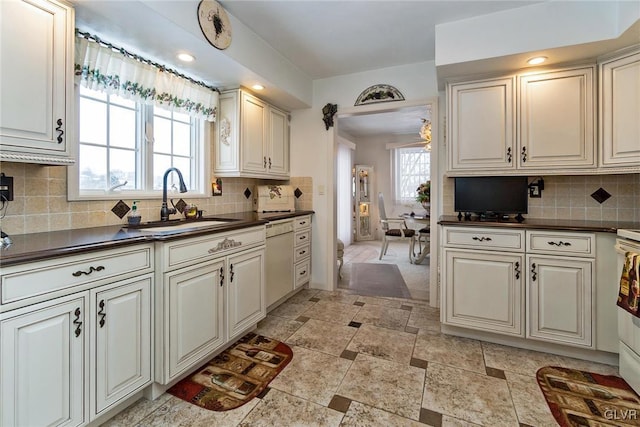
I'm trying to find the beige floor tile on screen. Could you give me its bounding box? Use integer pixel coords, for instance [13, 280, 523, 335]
[407, 305, 441, 330]
[441, 415, 483, 426]
[269, 345, 352, 406]
[482, 342, 563, 376]
[285, 288, 321, 304]
[100, 394, 172, 427]
[255, 315, 304, 341]
[314, 289, 360, 304]
[340, 401, 425, 427]
[286, 318, 358, 356]
[337, 354, 425, 420]
[423, 363, 519, 426]
[303, 299, 362, 325]
[413, 331, 485, 374]
[269, 300, 315, 320]
[356, 295, 404, 308]
[552, 354, 619, 376]
[352, 304, 411, 331]
[238, 389, 344, 427]
[346, 324, 416, 364]
[505, 371, 557, 427]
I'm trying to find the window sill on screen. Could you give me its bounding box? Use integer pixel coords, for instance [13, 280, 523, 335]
[68, 190, 209, 202]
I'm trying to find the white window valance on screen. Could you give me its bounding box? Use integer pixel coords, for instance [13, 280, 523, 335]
[74, 34, 218, 122]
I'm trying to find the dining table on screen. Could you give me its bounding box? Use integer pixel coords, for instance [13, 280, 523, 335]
[402, 213, 431, 264]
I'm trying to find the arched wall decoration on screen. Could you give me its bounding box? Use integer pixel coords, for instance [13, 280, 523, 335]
[354, 84, 405, 106]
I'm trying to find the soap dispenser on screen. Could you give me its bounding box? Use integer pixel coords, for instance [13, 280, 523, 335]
[128, 201, 141, 225]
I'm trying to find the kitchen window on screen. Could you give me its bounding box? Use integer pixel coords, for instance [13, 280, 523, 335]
[393, 146, 431, 203]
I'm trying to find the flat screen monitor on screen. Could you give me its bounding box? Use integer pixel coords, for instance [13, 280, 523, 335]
[454, 176, 528, 216]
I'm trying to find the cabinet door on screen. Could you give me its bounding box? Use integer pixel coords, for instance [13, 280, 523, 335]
[448, 77, 516, 171]
[215, 91, 240, 172]
[240, 92, 268, 173]
[93, 277, 152, 415]
[227, 247, 266, 341]
[1, 295, 86, 427]
[0, 0, 72, 156]
[600, 49, 640, 168]
[527, 255, 593, 347]
[167, 260, 225, 380]
[518, 67, 595, 169]
[443, 249, 524, 336]
[267, 106, 289, 176]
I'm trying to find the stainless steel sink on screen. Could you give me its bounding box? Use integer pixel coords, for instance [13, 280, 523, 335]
[126, 218, 239, 235]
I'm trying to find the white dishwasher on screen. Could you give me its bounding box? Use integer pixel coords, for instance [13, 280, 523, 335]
[266, 219, 294, 308]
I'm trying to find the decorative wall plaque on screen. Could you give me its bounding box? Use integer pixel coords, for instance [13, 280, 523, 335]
[198, 0, 232, 50]
[354, 84, 405, 106]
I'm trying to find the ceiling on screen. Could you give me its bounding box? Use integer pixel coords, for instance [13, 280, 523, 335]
[338, 105, 432, 141]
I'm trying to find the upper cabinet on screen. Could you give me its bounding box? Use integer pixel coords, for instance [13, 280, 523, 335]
[599, 46, 640, 169]
[447, 60, 639, 175]
[214, 89, 290, 179]
[0, 0, 75, 165]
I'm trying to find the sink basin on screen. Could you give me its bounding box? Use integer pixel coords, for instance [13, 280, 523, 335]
[126, 219, 238, 235]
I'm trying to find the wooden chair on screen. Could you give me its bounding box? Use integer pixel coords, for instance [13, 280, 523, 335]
[377, 192, 416, 263]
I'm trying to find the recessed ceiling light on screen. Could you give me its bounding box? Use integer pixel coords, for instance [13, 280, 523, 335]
[252, 84, 265, 90]
[177, 53, 195, 62]
[527, 56, 547, 65]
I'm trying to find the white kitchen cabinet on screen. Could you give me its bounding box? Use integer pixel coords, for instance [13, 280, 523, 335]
[527, 255, 593, 347]
[226, 247, 265, 341]
[518, 67, 595, 169]
[599, 46, 640, 169]
[1, 294, 87, 427]
[447, 77, 516, 171]
[0, 0, 75, 165]
[215, 88, 290, 179]
[92, 277, 152, 415]
[0, 243, 155, 427]
[443, 248, 524, 336]
[293, 215, 312, 289]
[166, 260, 225, 381]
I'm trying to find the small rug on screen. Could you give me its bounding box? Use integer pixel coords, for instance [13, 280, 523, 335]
[348, 263, 412, 298]
[536, 366, 640, 426]
[168, 332, 293, 411]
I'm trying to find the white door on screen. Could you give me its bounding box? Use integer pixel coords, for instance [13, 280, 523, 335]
[448, 77, 516, 171]
[527, 255, 593, 347]
[443, 249, 524, 336]
[167, 260, 225, 381]
[0, 0, 70, 153]
[1, 295, 86, 427]
[267, 106, 289, 176]
[599, 49, 640, 168]
[227, 247, 266, 341]
[240, 92, 267, 173]
[93, 277, 152, 415]
[518, 67, 595, 169]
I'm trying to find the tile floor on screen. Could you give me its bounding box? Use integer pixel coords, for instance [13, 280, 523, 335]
[104, 286, 619, 427]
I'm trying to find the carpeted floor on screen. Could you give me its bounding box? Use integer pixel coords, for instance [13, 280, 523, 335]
[347, 263, 412, 298]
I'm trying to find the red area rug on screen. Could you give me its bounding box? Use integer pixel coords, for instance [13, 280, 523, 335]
[168, 332, 293, 411]
[536, 366, 640, 426]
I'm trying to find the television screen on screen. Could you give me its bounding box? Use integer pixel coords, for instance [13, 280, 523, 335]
[454, 176, 528, 215]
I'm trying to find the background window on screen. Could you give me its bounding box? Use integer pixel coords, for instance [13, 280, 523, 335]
[394, 147, 431, 203]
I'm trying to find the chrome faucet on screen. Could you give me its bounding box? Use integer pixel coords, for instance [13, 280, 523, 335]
[160, 167, 188, 221]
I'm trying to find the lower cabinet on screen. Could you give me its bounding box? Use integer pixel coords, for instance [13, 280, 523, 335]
[226, 247, 265, 341]
[526, 255, 593, 347]
[443, 248, 524, 336]
[0, 274, 153, 427]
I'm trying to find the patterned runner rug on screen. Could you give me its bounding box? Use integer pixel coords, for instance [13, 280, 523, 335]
[536, 366, 640, 426]
[168, 332, 293, 411]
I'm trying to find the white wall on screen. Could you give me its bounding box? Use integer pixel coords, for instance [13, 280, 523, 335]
[289, 61, 438, 290]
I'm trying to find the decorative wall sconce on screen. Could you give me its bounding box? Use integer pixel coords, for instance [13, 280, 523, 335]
[322, 103, 338, 130]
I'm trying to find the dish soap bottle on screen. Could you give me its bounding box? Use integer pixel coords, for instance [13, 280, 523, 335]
[128, 201, 141, 225]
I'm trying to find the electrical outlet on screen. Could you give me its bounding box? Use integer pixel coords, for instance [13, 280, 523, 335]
[0, 173, 13, 201]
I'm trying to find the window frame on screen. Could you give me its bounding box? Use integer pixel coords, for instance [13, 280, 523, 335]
[391, 144, 431, 204]
[68, 85, 211, 201]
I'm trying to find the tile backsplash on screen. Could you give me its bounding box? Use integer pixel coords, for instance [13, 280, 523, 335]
[442, 174, 640, 222]
[0, 161, 313, 235]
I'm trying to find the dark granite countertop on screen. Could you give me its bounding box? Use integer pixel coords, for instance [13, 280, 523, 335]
[438, 215, 640, 233]
[0, 210, 314, 267]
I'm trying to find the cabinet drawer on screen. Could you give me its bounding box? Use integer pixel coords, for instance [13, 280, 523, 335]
[294, 230, 311, 247]
[1, 245, 153, 305]
[294, 259, 311, 288]
[162, 226, 266, 270]
[294, 244, 311, 263]
[293, 215, 312, 230]
[443, 227, 525, 251]
[526, 231, 595, 257]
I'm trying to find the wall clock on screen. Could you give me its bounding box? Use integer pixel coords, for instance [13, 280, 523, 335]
[198, 0, 232, 50]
